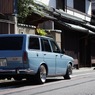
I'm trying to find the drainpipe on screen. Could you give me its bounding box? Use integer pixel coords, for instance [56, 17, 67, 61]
[11, 15, 18, 34]
[65, 0, 67, 12]
[8, 23, 10, 34]
[14, 15, 18, 34]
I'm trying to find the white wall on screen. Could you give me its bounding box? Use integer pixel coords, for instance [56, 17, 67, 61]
[49, 0, 56, 8]
[36, 0, 91, 22]
[92, 0, 95, 10]
[67, 0, 73, 8]
[36, 0, 56, 8]
[86, 0, 91, 15]
[36, 0, 49, 5]
[66, 0, 91, 21]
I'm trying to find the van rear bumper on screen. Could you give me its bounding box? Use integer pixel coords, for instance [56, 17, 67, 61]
[0, 69, 35, 75]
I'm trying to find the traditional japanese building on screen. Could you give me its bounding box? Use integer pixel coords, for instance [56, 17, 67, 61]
[0, 0, 95, 68]
[31, 0, 95, 68]
[0, 0, 17, 34]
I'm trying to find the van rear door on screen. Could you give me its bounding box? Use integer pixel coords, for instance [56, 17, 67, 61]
[0, 35, 27, 69]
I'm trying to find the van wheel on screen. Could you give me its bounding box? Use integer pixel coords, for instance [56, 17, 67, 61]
[36, 65, 47, 84]
[67, 64, 72, 75]
[64, 64, 71, 79]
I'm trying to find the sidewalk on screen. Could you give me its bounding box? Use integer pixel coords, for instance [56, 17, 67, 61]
[73, 67, 95, 73]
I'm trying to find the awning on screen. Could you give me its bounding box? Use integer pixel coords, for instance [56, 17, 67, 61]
[56, 20, 95, 35]
[55, 20, 88, 33]
[0, 13, 8, 19]
[25, 6, 57, 26]
[66, 23, 88, 31]
[53, 9, 85, 24]
[25, 12, 57, 26]
[26, 2, 95, 33]
[81, 23, 95, 32]
[53, 9, 95, 32]
[67, 23, 95, 35]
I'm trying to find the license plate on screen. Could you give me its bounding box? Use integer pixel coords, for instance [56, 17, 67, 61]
[0, 58, 7, 66]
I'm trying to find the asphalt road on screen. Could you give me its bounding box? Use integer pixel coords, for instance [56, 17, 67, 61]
[0, 68, 95, 95]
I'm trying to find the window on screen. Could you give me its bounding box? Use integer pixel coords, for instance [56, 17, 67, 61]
[41, 39, 51, 52]
[74, 0, 85, 13]
[56, 0, 65, 10]
[0, 37, 23, 50]
[29, 37, 40, 50]
[50, 40, 61, 53]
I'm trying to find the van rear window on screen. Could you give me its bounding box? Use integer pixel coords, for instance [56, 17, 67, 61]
[0, 37, 23, 50]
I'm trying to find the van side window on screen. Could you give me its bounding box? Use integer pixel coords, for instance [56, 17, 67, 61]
[50, 40, 61, 53]
[29, 37, 40, 50]
[41, 39, 51, 52]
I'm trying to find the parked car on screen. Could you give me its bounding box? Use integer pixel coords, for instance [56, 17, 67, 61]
[0, 34, 74, 84]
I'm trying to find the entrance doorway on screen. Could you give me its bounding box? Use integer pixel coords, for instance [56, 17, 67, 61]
[79, 37, 91, 67]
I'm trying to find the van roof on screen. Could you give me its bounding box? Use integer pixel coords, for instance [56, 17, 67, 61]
[0, 34, 53, 39]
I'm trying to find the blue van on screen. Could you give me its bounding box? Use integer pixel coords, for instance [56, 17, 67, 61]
[0, 34, 74, 84]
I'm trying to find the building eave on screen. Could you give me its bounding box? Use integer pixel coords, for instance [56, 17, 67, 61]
[25, 2, 95, 34]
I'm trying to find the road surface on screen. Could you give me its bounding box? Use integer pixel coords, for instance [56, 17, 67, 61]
[0, 68, 95, 95]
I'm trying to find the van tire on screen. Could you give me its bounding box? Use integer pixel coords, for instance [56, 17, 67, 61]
[36, 65, 47, 84]
[67, 64, 72, 75]
[64, 65, 71, 79]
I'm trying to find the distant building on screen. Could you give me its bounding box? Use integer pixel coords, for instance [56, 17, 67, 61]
[35, 0, 95, 68]
[91, 0, 95, 25]
[0, 0, 95, 68]
[0, 0, 17, 34]
[92, 0, 95, 11]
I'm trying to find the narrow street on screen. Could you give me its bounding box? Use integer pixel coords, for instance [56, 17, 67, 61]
[0, 68, 95, 95]
[0, 0, 95, 95]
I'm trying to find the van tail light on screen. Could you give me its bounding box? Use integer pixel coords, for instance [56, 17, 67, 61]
[23, 52, 28, 64]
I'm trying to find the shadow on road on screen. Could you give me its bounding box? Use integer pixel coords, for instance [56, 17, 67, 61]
[0, 78, 64, 88]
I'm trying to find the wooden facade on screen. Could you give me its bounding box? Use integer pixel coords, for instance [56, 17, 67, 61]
[91, 38, 95, 66]
[63, 31, 92, 68]
[0, 0, 15, 34]
[54, 22, 95, 68]
[0, 0, 95, 68]
[0, 0, 14, 14]
[0, 20, 15, 34]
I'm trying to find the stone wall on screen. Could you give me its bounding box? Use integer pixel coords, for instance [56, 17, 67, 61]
[18, 24, 61, 48]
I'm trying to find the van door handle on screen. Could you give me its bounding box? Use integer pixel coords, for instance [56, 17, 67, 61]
[44, 54, 46, 56]
[36, 53, 38, 57]
[60, 55, 63, 57]
[56, 55, 58, 57]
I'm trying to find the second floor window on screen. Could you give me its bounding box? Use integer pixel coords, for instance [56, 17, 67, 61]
[56, 0, 65, 10]
[74, 0, 85, 13]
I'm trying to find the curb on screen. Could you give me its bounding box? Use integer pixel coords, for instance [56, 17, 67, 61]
[73, 67, 95, 73]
